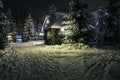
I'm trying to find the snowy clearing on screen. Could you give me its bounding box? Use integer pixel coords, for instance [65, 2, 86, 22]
[0, 42, 120, 80]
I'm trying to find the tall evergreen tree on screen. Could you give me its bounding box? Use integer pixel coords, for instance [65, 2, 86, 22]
[106, 0, 120, 43]
[0, 0, 9, 49]
[63, 0, 93, 45]
[23, 13, 34, 42]
[49, 4, 57, 23]
[95, 7, 109, 45]
[6, 9, 16, 42]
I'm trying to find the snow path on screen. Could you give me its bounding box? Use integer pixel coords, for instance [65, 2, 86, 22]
[0, 43, 120, 80]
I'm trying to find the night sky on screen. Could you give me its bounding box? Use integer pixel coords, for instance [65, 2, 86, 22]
[3, 0, 107, 18]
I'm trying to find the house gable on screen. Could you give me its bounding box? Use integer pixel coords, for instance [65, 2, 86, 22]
[41, 12, 66, 31]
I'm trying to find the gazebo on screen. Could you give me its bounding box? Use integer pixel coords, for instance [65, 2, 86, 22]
[44, 17, 63, 45]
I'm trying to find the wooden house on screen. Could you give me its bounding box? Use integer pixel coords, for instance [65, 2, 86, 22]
[41, 12, 66, 45]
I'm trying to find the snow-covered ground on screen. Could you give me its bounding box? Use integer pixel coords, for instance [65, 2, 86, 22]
[0, 43, 120, 80]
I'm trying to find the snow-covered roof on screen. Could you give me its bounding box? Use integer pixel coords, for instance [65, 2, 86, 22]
[41, 12, 66, 31]
[55, 12, 66, 16]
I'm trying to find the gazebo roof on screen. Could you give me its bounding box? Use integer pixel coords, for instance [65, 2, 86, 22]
[44, 12, 66, 30]
[44, 17, 63, 30]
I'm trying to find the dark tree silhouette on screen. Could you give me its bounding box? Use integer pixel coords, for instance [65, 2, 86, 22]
[49, 4, 57, 23]
[106, 0, 120, 43]
[95, 7, 109, 45]
[0, 0, 9, 49]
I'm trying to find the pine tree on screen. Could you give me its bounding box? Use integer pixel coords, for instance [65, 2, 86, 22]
[0, 0, 9, 49]
[106, 0, 120, 43]
[6, 9, 16, 42]
[23, 13, 34, 42]
[95, 7, 109, 45]
[63, 0, 93, 45]
[49, 4, 57, 23]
